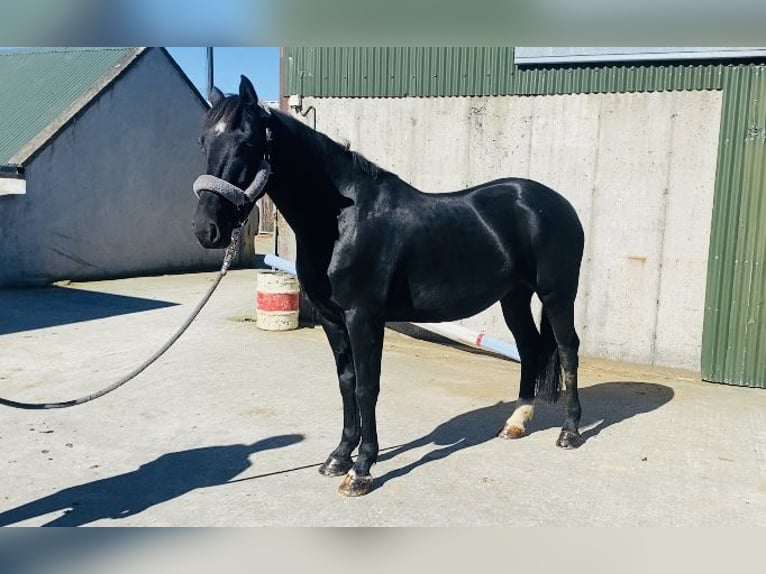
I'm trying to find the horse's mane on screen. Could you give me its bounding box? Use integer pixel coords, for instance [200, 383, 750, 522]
[350, 147, 384, 179]
[271, 108, 386, 182]
[204, 95, 244, 130]
[206, 95, 387, 182]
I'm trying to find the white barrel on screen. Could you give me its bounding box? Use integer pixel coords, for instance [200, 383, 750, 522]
[255, 271, 300, 331]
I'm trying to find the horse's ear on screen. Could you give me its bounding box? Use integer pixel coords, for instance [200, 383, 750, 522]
[209, 86, 225, 107]
[239, 75, 259, 107]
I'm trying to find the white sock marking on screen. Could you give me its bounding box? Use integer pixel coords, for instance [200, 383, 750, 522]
[505, 401, 535, 431]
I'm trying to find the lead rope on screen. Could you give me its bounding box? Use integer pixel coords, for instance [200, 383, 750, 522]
[0, 227, 242, 410]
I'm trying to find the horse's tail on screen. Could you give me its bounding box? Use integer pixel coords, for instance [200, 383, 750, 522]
[535, 307, 562, 403]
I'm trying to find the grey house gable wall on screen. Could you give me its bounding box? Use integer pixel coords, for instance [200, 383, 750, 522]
[0, 48, 225, 286]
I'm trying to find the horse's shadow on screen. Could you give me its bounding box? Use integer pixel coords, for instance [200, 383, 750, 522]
[0, 434, 303, 527]
[0, 383, 674, 524]
[376, 381, 674, 488]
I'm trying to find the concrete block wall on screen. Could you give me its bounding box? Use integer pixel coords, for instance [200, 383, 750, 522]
[279, 91, 722, 371]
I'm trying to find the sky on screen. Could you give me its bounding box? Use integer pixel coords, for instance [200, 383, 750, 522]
[0, 46, 281, 102]
[165, 47, 281, 102]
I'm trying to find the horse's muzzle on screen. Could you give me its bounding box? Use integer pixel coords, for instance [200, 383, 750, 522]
[194, 222, 226, 249]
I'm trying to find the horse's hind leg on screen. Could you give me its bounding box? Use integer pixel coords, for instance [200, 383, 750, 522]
[540, 295, 582, 449]
[498, 287, 540, 439]
[317, 313, 359, 477]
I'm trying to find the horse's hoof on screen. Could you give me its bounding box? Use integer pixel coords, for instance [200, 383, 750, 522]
[556, 430, 582, 449]
[498, 423, 525, 439]
[319, 457, 353, 477]
[338, 472, 374, 497]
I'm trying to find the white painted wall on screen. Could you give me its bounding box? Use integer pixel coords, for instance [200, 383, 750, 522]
[280, 91, 722, 371]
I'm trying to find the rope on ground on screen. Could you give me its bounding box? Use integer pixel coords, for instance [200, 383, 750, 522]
[0, 229, 242, 410]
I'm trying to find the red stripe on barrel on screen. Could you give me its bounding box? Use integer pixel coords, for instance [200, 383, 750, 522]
[257, 292, 299, 312]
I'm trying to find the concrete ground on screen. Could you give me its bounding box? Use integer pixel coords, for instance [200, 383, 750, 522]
[0, 269, 764, 526]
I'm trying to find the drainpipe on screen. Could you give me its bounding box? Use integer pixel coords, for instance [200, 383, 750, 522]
[206, 47, 214, 98]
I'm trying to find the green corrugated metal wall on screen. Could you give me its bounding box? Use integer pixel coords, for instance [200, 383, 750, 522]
[284, 48, 766, 388]
[702, 66, 766, 388]
[284, 47, 726, 97]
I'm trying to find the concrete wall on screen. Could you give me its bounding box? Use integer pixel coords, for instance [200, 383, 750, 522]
[279, 91, 722, 370]
[0, 48, 254, 287]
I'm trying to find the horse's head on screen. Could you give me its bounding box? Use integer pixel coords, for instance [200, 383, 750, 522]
[193, 75, 272, 249]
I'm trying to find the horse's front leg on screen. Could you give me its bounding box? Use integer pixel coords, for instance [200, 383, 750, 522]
[317, 313, 359, 477]
[337, 307, 384, 497]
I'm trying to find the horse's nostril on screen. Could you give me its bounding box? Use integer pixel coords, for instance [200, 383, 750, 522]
[208, 224, 220, 244]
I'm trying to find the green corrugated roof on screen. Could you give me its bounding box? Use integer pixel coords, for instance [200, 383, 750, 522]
[0, 47, 140, 164]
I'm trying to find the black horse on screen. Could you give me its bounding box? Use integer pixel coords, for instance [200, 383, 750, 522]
[193, 76, 585, 497]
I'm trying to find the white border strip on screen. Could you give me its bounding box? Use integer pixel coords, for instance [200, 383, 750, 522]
[0, 178, 26, 196]
[515, 47, 766, 65]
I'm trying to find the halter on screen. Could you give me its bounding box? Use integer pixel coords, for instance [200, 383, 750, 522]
[192, 125, 273, 213]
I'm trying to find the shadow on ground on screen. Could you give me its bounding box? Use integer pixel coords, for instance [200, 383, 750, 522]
[386, 322, 517, 360]
[0, 286, 178, 336]
[375, 381, 674, 489]
[0, 383, 674, 523]
[0, 434, 303, 527]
